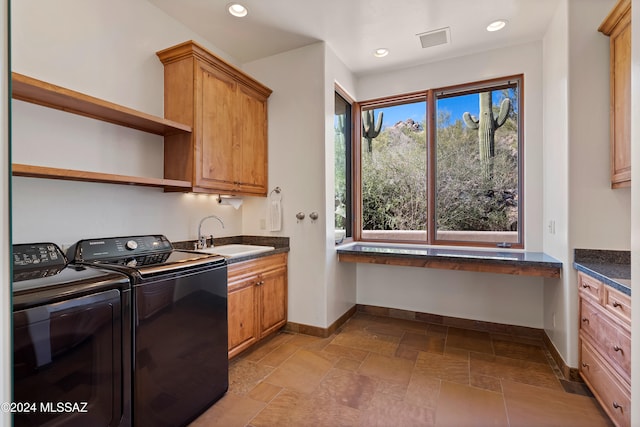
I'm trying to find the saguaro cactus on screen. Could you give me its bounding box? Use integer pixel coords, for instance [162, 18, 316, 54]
[463, 92, 511, 181]
[362, 110, 383, 153]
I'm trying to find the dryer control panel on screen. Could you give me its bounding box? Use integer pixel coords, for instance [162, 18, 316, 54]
[13, 243, 66, 270]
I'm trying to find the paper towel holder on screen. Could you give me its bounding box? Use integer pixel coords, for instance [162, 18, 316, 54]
[217, 194, 243, 209]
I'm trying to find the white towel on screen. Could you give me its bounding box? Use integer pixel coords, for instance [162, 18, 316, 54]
[269, 198, 282, 231]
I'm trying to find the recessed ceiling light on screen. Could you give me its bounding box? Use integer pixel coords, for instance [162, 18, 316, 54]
[228, 3, 248, 17]
[374, 48, 389, 58]
[486, 20, 507, 32]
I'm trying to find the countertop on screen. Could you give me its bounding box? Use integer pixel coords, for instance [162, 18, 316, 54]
[573, 249, 630, 296]
[173, 235, 289, 264]
[337, 243, 562, 278]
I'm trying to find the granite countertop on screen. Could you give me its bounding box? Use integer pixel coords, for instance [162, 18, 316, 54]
[573, 249, 630, 296]
[172, 235, 289, 264]
[337, 243, 563, 277]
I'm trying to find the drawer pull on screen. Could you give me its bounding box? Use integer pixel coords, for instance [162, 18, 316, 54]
[613, 345, 622, 352]
[581, 317, 589, 323]
[582, 284, 591, 289]
[612, 301, 622, 308]
[581, 362, 589, 369]
[613, 402, 623, 411]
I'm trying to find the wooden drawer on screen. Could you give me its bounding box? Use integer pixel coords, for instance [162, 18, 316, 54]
[580, 339, 630, 427]
[228, 252, 287, 284]
[604, 286, 631, 327]
[579, 299, 631, 382]
[578, 272, 603, 303]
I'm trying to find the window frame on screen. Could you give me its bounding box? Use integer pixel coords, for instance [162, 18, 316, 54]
[353, 74, 524, 249]
[335, 85, 356, 241]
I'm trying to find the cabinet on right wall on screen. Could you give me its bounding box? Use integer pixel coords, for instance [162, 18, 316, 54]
[599, 0, 631, 188]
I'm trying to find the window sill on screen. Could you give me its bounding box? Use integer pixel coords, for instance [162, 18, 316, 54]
[336, 243, 562, 278]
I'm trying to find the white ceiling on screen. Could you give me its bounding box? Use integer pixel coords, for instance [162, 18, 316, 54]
[148, 0, 562, 76]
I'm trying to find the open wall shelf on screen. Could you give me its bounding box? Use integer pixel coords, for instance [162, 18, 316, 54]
[11, 72, 192, 189]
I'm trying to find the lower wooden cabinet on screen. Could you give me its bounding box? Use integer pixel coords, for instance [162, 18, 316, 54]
[578, 272, 631, 427]
[227, 253, 287, 358]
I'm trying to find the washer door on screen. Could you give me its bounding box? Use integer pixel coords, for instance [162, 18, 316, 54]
[13, 289, 126, 427]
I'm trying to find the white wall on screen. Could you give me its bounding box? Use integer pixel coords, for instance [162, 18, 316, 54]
[2, 0, 11, 422]
[542, 0, 572, 368]
[11, 0, 247, 247]
[354, 42, 546, 328]
[242, 44, 330, 327]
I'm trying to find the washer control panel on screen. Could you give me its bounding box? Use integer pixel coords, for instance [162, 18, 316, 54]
[70, 235, 173, 262]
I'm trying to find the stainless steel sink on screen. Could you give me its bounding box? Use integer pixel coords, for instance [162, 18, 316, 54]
[197, 244, 275, 258]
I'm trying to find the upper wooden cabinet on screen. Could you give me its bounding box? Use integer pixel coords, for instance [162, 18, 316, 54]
[599, 0, 631, 189]
[157, 41, 272, 195]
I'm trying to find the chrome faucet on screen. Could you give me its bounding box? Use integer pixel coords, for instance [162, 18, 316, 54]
[197, 215, 225, 249]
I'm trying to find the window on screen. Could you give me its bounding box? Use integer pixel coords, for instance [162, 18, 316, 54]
[354, 76, 523, 248]
[335, 90, 353, 240]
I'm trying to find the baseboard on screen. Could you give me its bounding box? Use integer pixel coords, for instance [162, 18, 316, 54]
[543, 331, 581, 381]
[284, 304, 357, 338]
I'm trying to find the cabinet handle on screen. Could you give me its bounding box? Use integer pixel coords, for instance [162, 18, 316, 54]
[581, 317, 589, 323]
[581, 362, 589, 369]
[613, 402, 623, 411]
[612, 301, 622, 308]
[582, 284, 591, 289]
[255, 280, 264, 286]
[613, 345, 622, 352]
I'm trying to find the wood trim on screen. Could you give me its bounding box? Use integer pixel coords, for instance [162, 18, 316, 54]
[156, 40, 272, 98]
[598, 0, 631, 35]
[338, 252, 561, 278]
[12, 164, 192, 190]
[11, 72, 191, 135]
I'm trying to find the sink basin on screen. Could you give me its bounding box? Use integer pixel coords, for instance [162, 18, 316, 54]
[197, 244, 275, 258]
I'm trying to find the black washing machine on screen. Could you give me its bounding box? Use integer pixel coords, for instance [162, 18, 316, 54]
[12, 242, 132, 427]
[68, 235, 228, 427]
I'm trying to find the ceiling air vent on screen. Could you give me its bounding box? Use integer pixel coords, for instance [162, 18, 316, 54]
[417, 27, 450, 49]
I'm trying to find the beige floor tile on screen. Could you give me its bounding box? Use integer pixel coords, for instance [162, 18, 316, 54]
[249, 389, 360, 427]
[263, 349, 334, 394]
[358, 352, 415, 386]
[331, 328, 400, 356]
[247, 381, 282, 403]
[434, 381, 509, 427]
[492, 337, 548, 364]
[415, 351, 470, 385]
[189, 393, 265, 427]
[242, 332, 294, 363]
[399, 331, 446, 354]
[446, 327, 494, 354]
[470, 352, 563, 391]
[361, 393, 436, 427]
[315, 368, 378, 410]
[404, 371, 441, 409]
[228, 359, 275, 395]
[335, 357, 363, 371]
[257, 343, 298, 367]
[322, 343, 369, 361]
[502, 380, 614, 427]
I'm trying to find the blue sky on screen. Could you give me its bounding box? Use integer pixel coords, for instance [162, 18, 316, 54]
[373, 90, 514, 129]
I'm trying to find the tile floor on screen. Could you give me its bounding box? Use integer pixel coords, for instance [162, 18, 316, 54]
[190, 313, 613, 427]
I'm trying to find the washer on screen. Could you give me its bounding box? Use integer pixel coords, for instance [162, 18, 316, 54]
[12, 242, 131, 427]
[68, 235, 228, 427]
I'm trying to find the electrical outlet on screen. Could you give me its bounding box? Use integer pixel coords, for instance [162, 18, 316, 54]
[547, 220, 556, 235]
[552, 313, 556, 328]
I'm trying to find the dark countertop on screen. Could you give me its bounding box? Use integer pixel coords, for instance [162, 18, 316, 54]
[337, 243, 562, 277]
[173, 235, 289, 264]
[573, 249, 630, 296]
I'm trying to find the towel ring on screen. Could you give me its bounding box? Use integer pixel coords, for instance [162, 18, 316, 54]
[269, 187, 281, 196]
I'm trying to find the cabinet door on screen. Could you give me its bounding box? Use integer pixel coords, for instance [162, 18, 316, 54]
[197, 63, 237, 192]
[236, 86, 268, 195]
[609, 9, 631, 187]
[258, 266, 287, 338]
[228, 280, 258, 358]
